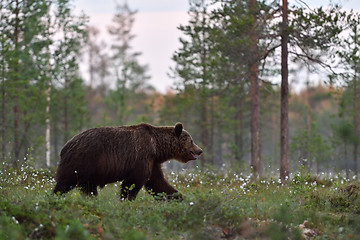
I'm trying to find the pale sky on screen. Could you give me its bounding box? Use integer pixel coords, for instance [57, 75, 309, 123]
[74, 0, 360, 93]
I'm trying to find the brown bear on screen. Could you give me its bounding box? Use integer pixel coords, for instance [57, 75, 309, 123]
[53, 122, 202, 200]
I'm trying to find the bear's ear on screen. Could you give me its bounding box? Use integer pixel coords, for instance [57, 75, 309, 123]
[174, 122, 183, 138]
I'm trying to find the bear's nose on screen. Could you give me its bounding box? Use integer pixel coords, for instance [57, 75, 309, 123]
[198, 149, 203, 156]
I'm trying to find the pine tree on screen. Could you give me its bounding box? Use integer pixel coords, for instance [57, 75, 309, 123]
[0, 0, 51, 166]
[108, 0, 150, 124]
[171, 0, 217, 167]
[336, 12, 360, 175]
[53, 0, 88, 143]
[280, 0, 289, 181]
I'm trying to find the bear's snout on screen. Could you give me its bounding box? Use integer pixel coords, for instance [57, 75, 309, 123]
[196, 148, 203, 156]
[190, 145, 203, 160]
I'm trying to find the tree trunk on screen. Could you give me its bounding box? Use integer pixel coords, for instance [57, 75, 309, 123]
[272, 111, 278, 167]
[209, 91, 214, 164]
[249, 0, 261, 177]
[45, 1, 51, 167]
[200, 45, 208, 167]
[250, 62, 261, 176]
[64, 77, 69, 142]
[316, 153, 320, 175]
[280, 0, 289, 181]
[353, 68, 358, 175]
[1, 36, 6, 163]
[345, 143, 349, 179]
[117, 68, 126, 125]
[13, 0, 20, 167]
[45, 86, 51, 167]
[200, 15, 209, 168]
[53, 123, 58, 166]
[201, 99, 208, 167]
[304, 79, 311, 171]
[234, 98, 243, 162]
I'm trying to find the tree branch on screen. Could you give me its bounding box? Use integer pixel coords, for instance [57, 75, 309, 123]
[289, 50, 337, 75]
[259, 43, 281, 72]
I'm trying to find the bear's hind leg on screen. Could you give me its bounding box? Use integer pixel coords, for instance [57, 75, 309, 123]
[79, 182, 98, 196]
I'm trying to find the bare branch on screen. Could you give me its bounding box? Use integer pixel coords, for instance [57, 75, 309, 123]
[289, 50, 337, 75]
[260, 43, 281, 61]
[294, 0, 313, 12]
[259, 43, 281, 72]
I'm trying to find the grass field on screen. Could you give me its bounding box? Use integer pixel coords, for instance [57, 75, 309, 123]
[1, 164, 360, 239]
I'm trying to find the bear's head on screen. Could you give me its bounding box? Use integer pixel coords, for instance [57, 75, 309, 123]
[174, 122, 203, 163]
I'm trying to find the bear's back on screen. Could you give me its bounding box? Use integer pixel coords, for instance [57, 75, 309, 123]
[60, 124, 156, 164]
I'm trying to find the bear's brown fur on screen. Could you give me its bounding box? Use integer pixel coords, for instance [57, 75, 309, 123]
[53, 123, 202, 200]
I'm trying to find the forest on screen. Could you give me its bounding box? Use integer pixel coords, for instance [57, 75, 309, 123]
[1, 0, 359, 178]
[1, 0, 360, 239]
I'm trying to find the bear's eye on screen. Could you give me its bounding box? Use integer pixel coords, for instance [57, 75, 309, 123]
[191, 140, 193, 144]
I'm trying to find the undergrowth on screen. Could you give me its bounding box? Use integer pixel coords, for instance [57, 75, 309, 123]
[0, 164, 360, 239]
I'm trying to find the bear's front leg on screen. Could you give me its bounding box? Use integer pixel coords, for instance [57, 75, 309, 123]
[120, 168, 151, 201]
[120, 178, 143, 201]
[79, 182, 98, 196]
[145, 163, 183, 201]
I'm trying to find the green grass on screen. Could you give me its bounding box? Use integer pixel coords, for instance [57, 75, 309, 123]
[1, 165, 360, 239]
